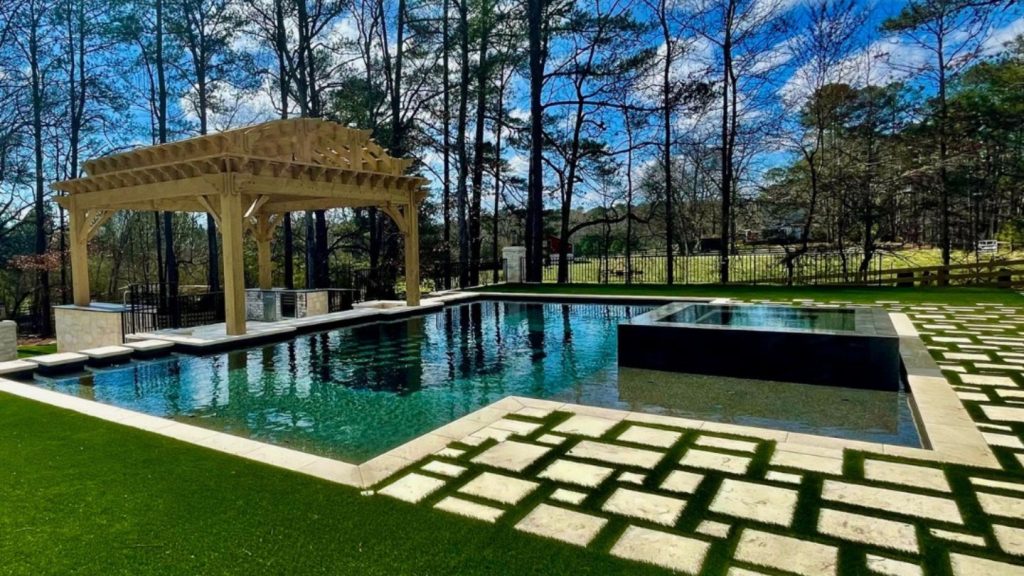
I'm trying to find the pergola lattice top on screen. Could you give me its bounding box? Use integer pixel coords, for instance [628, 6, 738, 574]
[52, 118, 427, 336]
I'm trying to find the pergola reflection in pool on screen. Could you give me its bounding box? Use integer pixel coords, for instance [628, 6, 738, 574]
[52, 118, 428, 335]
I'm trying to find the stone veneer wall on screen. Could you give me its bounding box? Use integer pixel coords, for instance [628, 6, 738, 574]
[55, 307, 124, 352]
[304, 291, 328, 317]
[0, 320, 16, 361]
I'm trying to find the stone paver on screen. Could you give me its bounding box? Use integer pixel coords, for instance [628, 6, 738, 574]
[550, 488, 587, 505]
[865, 555, 922, 576]
[976, 491, 1024, 520]
[490, 418, 543, 436]
[602, 487, 686, 526]
[709, 478, 799, 527]
[434, 496, 504, 523]
[930, 528, 986, 547]
[458, 471, 538, 505]
[421, 460, 467, 478]
[863, 459, 951, 492]
[981, 405, 1024, 423]
[696, 520, 731, 538]
[770, 449, 843, 475]
[680, 448, 751, 475]
[821, 480, 963, 524]
[378, 473, 446, 503]
[515, 504, 607, 547]
[618, 471, 645, 484]
[536, 434, 566, 445]
[994, 524, 1024, 556]
[610, 525, 710, 575]
[765, 471, 802, 484]
[695, 435, 759, 453]
[660, 470, 704, 494]
[960, 373, 1016, 387]
[617, 425, 681, 448]
[734, 529, 838, 576]
[538, 459, 614, 488]
[817, 508, 918, 553]
[950, 553, 1024, 576]
[568, 440, 665, 469]
[552, 414, 618, 438]
[471, 440, 550, 472]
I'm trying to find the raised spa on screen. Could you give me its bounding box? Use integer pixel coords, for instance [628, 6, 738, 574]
[618, 302, 901, 391]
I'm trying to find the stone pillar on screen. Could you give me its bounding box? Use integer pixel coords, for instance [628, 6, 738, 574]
[503, 246, 527, 283]
[0, 320, 16, 361]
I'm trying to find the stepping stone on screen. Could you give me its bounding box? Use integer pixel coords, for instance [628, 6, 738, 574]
[421, 460, 467, 478]
[996, 389, 1024, 399]
[866, 554, 922, 576]
[765, 471, 802, 484]
[695, 435, 759, 453]
[976, 491, 1024, 520]
[538, 459, 614, 488]
[957, 391, 989, 402]
[863, 460, 951, 492]
[471, 440, 550, 472]
[970, 477, 1024, 494]
[817, 508, 918, 553]
[617, 425, 681, 448]
[458, 472, 538, 505]
[515, 504, 606, 547]
[490, 418, 542, 436]
[468, 427, 513, 443]
[680, 448, 751, 475]
[982, 405, 1024, 423]
[950, 553, 1024, 576]
[734, 529, 838, 576]
[771, 450, 843, 475]
[930, 528, 985, 547]
[552, 414, 618, 438]
[709, 479, 799, 527]
[696, 520, 731, 538]
[0, 359, 37, 377]
[434, 496, 503, 523]
[378, 473, 446, 503]
[728, 568, 771, 576]
[660, 470, 704, 494]
[568, 440, 664, 469]
[821, 481, 962, 524]
[435, 447, 465, 459]
[602, 488, 686, 526]
[123, 339, 174, 354]
[79, 345, 132, 362]
[610, 525, 709, 575]
[550, 488, 587, 505]
[983, 432, 1024, 449]
[30, 352, 87, 371]
[536, 434, 566, 445]
[618, 471, 645, 485]
[994, 524, 1024, 556]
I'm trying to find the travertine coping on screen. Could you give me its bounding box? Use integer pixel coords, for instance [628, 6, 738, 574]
[0, 296, 999, 496]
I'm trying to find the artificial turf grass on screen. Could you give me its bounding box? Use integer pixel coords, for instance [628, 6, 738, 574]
[472, 283, 1024, 306]
[0, 393, 659, 576]
[15, 343, 58, 359]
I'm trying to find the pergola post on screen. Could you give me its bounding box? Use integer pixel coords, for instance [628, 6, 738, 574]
[219, 183, 246, 335]
[68, 200, 91, 306]
[404, 196, 421, 306]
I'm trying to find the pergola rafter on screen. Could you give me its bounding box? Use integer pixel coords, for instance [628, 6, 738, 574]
[53, 118, 428, 336]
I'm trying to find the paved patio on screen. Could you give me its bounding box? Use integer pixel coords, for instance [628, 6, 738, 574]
[372, 300, 1024, 575]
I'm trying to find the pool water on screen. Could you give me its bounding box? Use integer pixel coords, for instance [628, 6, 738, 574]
[663, 304, 857, 332]
[34, 301, 919, 462]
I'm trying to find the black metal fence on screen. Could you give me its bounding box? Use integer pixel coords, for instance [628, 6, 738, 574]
[122, 284, 225, 336]
[332, 260, 506, 301]
[516, 250, 891, 286]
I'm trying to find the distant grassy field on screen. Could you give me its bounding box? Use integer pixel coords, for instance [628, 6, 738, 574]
[532, 247, 1024, 285]
[476, 282, 1024, 306]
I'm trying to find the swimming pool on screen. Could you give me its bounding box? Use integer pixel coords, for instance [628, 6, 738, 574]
[32, 300, 920, 461]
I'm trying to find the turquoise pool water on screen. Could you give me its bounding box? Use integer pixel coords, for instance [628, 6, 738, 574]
[33, 301, 919, 461]
[663, 304, 857, 332]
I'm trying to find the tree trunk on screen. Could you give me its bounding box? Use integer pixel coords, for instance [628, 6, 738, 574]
[455, 0, 471, 288]
[525, 0, 544, 282]
[469, 11, 490, 287]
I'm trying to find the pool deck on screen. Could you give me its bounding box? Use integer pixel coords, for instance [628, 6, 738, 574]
[4, 295, 1024, 574]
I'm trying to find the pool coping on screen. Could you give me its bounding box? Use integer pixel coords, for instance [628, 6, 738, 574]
[0, 295, 999, 493]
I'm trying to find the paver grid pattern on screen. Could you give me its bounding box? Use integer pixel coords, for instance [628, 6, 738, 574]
[373, 300, 1024, 575]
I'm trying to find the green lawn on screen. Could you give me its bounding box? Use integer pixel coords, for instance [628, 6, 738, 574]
[475, 283, 1024, 306]
[16, 343, 58, 359]
[0, 393, 660, 575]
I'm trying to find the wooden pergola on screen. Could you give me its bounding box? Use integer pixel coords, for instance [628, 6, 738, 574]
[53, 118, 428, 336]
